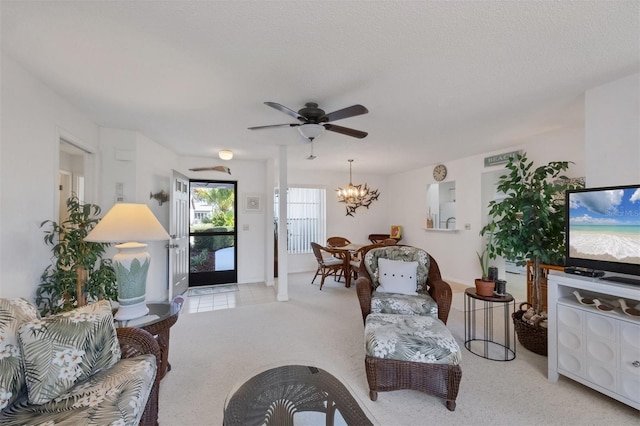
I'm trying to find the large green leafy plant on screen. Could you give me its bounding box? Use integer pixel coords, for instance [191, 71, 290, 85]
[37, 196, 117, 316]
[480, 153, 578, 314]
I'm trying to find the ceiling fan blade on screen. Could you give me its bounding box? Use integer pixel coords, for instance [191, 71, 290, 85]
[248, 123, 301, 130]
[264, 102, 308, 122]
[189, 166, 231, 174]
[323, 123, 368, 139]
[323, 104, 368, 122]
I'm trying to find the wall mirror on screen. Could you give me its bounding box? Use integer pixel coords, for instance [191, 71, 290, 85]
[426, 181, 456, 230]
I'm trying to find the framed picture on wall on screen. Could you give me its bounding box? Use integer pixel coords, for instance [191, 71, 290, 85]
[390, 225, 402, 239]
[245, 194, 263, 212]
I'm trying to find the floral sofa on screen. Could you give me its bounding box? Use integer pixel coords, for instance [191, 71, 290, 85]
[0, 298, 160, 425]
[355, 246, 462, 411]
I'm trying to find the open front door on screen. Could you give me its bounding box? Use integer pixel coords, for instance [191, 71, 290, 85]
[168, 170, 189, 299]
[189, 180, 237, 286]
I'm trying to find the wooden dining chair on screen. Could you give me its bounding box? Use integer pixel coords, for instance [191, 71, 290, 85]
[349, 243, 384, 281]
[310, 242, 348, 290]
[367, 234, 390, 244]
[326, 236, 351, 247]
[368, 234, 401, 244]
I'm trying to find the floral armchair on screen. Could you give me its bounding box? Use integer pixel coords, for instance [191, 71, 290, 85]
[355, 246, 453, 324]
[354, 246, 461, 410]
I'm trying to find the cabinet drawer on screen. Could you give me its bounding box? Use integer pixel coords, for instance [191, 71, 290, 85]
[557, 305, 584, 376]
[585, 315, 618, 392]
[619, 321, 640, 403]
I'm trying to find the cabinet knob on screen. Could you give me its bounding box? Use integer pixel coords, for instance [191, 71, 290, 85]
[633, 361, 640, 368]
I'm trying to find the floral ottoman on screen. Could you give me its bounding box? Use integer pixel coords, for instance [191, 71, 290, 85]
[364, 312, 462, 410]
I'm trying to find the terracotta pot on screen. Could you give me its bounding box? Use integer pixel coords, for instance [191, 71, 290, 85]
[475, 278, 495, 297]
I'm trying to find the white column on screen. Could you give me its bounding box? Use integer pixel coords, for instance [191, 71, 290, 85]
[277, 145, 289, 301]
[265, 158, 275, 287]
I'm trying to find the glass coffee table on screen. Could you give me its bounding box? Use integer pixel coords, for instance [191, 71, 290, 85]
[224, 364, 374, 426]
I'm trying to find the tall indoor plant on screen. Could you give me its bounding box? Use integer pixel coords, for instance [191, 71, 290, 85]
[38, 196, 117, 315]
[480, 152, 577, 315]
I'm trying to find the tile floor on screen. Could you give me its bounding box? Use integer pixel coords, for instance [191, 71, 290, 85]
[184, 282, 277, 313]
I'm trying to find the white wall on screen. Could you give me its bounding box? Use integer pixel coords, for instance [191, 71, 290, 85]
[134, 133, 177, 301]
[585, 73, 640, 187]
[0, 54, 101, 298]
[387, 126, 585, 286]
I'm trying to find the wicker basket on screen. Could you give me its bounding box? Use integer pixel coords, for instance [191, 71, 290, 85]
[512, 302, 547, 356]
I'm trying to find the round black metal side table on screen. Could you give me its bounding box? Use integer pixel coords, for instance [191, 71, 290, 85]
[464, 288, 516, 361]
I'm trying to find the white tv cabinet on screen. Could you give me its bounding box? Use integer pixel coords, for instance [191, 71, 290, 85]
[547, 271, 640, 409]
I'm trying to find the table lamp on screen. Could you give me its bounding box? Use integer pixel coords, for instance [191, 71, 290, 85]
[85, 203, 169, 320]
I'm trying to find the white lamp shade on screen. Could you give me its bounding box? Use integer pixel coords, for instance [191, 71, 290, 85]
[85, 203, 169, 243]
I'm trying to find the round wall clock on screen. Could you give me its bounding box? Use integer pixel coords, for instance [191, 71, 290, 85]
[433, 164, 447, 182]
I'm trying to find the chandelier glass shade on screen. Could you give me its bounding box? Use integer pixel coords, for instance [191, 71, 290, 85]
[336, 160, 380, 216]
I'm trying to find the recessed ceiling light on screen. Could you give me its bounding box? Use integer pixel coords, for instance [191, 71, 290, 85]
[219, 150, 233, 160]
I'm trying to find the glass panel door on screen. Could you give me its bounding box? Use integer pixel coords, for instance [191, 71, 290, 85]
[189, 180, 237, 286]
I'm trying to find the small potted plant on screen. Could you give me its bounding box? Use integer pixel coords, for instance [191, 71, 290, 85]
[475, 225, 495, 296]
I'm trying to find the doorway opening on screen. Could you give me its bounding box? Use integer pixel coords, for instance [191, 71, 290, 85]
[58, 139, 89, 221]
[189, 180, 237, 286]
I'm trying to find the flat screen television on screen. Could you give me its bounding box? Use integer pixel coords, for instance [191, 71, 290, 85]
[565, 184, 640, 283]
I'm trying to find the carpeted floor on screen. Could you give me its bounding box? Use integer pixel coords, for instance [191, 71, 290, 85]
[159, 272, 639, 425]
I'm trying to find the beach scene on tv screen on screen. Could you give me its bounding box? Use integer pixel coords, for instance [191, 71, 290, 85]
[568, 187, 640, 265]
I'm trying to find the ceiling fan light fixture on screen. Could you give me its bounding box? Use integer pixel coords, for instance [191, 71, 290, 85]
[297, 123, 325, 140]
[218, 150, 233, 160]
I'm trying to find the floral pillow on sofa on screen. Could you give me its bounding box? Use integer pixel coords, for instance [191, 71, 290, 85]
[0, 298, 39, 411]
[17, 300, 121, 405]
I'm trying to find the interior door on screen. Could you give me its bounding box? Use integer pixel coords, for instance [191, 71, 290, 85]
[168, 170, 189, 299]
[189, 180, 237, 286]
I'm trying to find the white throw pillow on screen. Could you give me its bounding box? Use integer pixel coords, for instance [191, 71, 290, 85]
[376, 258, 418, 295]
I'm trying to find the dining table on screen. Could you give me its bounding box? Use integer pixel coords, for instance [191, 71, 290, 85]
[329, 243, 364, 288]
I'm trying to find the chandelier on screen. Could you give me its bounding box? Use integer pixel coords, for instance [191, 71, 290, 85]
[336, 159, 380, 216]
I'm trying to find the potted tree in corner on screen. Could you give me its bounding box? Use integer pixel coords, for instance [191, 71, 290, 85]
[38, 195, 117, 316]
[480, 152, 578, 355]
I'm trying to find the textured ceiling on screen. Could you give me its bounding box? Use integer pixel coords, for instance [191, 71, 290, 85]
[2, 1, 638, 174]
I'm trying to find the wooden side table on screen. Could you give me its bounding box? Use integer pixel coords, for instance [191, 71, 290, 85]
[116, 296, 183, 380]
[464, 288, 516, 361]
